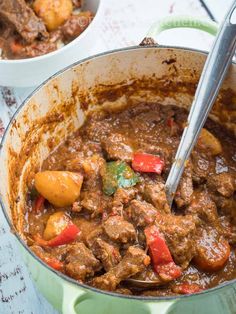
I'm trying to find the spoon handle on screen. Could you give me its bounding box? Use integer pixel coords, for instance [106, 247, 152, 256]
[165, 1, 236, 205]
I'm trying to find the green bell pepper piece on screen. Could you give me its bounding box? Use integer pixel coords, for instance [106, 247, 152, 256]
[102, 161, 139, 196]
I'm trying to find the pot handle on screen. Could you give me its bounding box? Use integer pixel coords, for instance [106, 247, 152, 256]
[141, 15, 218, 45]
[62, 282, 88, 314]
[145, 300, 177, 314]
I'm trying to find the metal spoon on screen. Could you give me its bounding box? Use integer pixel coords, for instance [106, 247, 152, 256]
[165, 1, 236, 206]
[126, 2, 236, 288]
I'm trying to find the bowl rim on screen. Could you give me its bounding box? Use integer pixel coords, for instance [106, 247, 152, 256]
[0, 0, 103, 64]
[1, 44, 236, 302]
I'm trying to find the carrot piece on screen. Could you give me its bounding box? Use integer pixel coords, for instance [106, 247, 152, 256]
[143, 256, 151, 267]
[194, 238, 230, 272]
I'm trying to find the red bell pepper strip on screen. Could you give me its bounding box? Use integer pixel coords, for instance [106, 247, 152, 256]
[33, 195, 45, 213]
[173, 283, 202, 294]
[46, 258, 64, 271]
[34, 223, 80, 247]
[40, 254, 64, 271]
[145, 225, 182, 281]
[132, 153, 165, 174]
[35, 249, 64, 271]
[155, 262, 182, 281]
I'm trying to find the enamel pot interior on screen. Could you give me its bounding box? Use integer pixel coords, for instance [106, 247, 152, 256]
[0, 46, 236, 306]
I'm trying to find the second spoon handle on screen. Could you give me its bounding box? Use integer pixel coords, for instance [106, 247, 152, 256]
[165, 1, 236, 205]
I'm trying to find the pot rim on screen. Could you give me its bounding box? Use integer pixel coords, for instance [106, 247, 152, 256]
[1, 44, 236, 301]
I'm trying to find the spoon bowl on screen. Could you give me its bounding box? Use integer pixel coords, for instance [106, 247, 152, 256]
[124, 278, 164, 289]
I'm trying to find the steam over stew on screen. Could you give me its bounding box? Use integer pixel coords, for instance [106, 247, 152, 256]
[26, 102, 236, 296]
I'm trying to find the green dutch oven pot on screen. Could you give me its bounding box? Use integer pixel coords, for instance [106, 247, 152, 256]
[1, 16, 236, 314]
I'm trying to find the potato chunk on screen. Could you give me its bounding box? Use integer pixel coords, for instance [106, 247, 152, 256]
[197, 128, 222, 156]
[44, 211, 70, 240]
[33, 0, 73, 31]
[35, 171, 83, 207]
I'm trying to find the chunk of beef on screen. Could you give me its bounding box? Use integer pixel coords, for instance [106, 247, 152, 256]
[207, 172, 235, 197]
[218, 215, 236, 245]
[112, 187, 137, 215]
[65, 243, 100, 281]
[47, 136, 102, 169]
[81, 190, 108, 217]
[101, 133, 133, 162]
[86, 227, 104, 247]
[186, 190, 218, 224]
[103, 216, 136, 244]
[5, 39, 57, 59]
[62, 12, 93, 42]
[213, 195, 236, 222]
[175, 166, 193, 208]
[82, 155, 106, 190]
[157, 214, 197, 269]
[73, 217, 100, 243]
[130, 109, 162, 133]
[144, 183, 170, 213]
[91, 238, 121, 271]
[83, 115, 111, 142]
[91, 246, 150, 291]
[191, 151, 212, 184]
[128, 200, 157, 227]
[72, 201, 82, 212]
[0, 0, 48, 43]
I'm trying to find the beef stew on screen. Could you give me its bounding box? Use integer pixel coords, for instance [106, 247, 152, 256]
[25, 102, 236, 296]
[0, 0, 93, 59]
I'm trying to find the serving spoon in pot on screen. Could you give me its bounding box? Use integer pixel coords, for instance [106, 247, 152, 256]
[125, 2, 236, 288]
[165, 2, 236, 206]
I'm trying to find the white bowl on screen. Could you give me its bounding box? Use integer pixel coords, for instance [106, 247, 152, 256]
[0, 0, 103, 87]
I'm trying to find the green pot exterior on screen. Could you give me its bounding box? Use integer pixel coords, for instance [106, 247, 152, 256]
[19, 242, 236, 314]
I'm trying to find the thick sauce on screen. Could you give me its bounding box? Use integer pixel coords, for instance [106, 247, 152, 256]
[25, 102, 236, 296]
